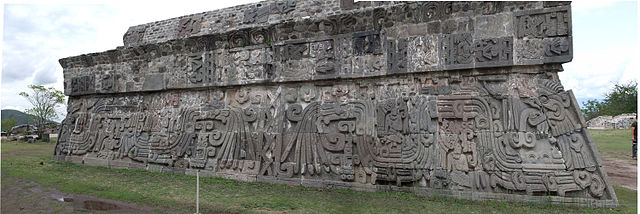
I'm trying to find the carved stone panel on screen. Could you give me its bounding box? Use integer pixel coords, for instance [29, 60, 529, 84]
[243, 6, 270, 24]
[225, 49, 270, 82]
[515, 6, 571, 38]
[387, 38, 408, 74]
[100, 74, 118, 93]
[440, 33, 474, 69]
[311, 40, 336, 76]
[70, 75, 95, 95]
[514, 39, 543, 65]
[408, 35, 439, 72]
[57, 1, 616, 207]
[474, 37, 513, 68]
[417, 2, 453, 22]
[178, 16, 203, 38]
[272, 0, 296, 14]
[352, 31, 382, 56]
[543, 37, 572, 63]
[187, 52, 217, 85]
[353, 54, 385, 75]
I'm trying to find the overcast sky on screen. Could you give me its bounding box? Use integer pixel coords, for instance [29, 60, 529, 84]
[1, 1, 638, 121]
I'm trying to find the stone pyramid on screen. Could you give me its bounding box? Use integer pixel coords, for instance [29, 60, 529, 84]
[54, 0, 617, 207]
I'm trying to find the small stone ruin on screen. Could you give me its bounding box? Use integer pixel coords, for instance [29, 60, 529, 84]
[587, 113, 636, 130]
[54, 0, 617, 206]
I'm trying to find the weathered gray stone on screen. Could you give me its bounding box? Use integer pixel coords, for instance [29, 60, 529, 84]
[84, 157, 108, 167]
[408, 35, 440, 72]
[587, 113, 637, 129]
[514, 38, 543, 65]
[142, 73, 165, 91]
[474, 13, 513, 39]
[54, 0, 617, 207]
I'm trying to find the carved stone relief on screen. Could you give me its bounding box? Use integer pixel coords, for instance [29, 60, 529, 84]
[310, 40, 336, 75]
[178, 16, 203, 38]
[353, 31, 381, 56]
[440, 33, 474, 69]
[100, 74, 118, 93]
[187, 52, 217, 85]
[71, 75, 95, 95]
[57, 1, 614, 207]
[543, 37, 572, 63]
[387, 38, 408, 74]
[474, 37, 513, 67]
[515, 39, 543, 64]
[272, 0, 296, 14]
[516, 7, 571, 38]
[408, 35, 439, 72]
[244, 6, 270, 24]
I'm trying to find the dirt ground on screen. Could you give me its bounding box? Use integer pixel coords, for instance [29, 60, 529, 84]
[601, 157, 637, 190]
[1, 175, 182, 214]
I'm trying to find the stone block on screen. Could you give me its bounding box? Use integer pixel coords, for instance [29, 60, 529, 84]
[84, 157, 108, 167]
[109, 160, 130, 169]
[474, 14, 513, 39]
[66, 156, 84, 165]
[142, 73, 165, 91]
[408, 35, 440, 72]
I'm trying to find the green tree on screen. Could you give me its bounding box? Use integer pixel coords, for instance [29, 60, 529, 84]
[582, 81, 637, 121]
[581, 100, 605, 121]
[601, 81, 637, 115]
[19, 85, 66, 141]
[2, 117, 18, 134]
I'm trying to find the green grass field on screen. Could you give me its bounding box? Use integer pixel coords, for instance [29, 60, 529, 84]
[590, 129, 634, 160]
[1, 141, 636, 214]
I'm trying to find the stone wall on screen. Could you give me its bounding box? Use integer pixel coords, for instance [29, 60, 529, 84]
[54, 0, 618, 207]
[587, 113, 637, 129]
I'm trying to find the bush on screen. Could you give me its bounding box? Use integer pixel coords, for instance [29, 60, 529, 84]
[582, 81, 637, 121]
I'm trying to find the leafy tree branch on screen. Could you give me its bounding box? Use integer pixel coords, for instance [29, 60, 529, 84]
[19, 85, 66, 140]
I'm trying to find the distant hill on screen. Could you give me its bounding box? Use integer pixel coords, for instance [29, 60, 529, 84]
[2, 109, 34, 126]
[2, 109, 58, 129]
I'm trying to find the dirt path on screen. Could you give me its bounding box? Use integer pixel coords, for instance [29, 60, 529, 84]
[1, 176, 182, 214]
[601, 157, 637, 190]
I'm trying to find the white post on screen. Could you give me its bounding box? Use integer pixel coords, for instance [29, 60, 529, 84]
[196, 169, 200, 214]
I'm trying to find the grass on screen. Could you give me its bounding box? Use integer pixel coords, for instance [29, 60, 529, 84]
[0, 136, 57, 143]
[1, 141, 636, 213]
[615, 186, 637, 207]
[590, 129, 634, 160]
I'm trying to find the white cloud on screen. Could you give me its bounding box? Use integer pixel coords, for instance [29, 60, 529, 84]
[1, 1, 260, 114]
[2, 105, 25, 112]
[571, 1, 618, 13]
[560, 43, 638, 100]
[33, 66, 58, 85]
